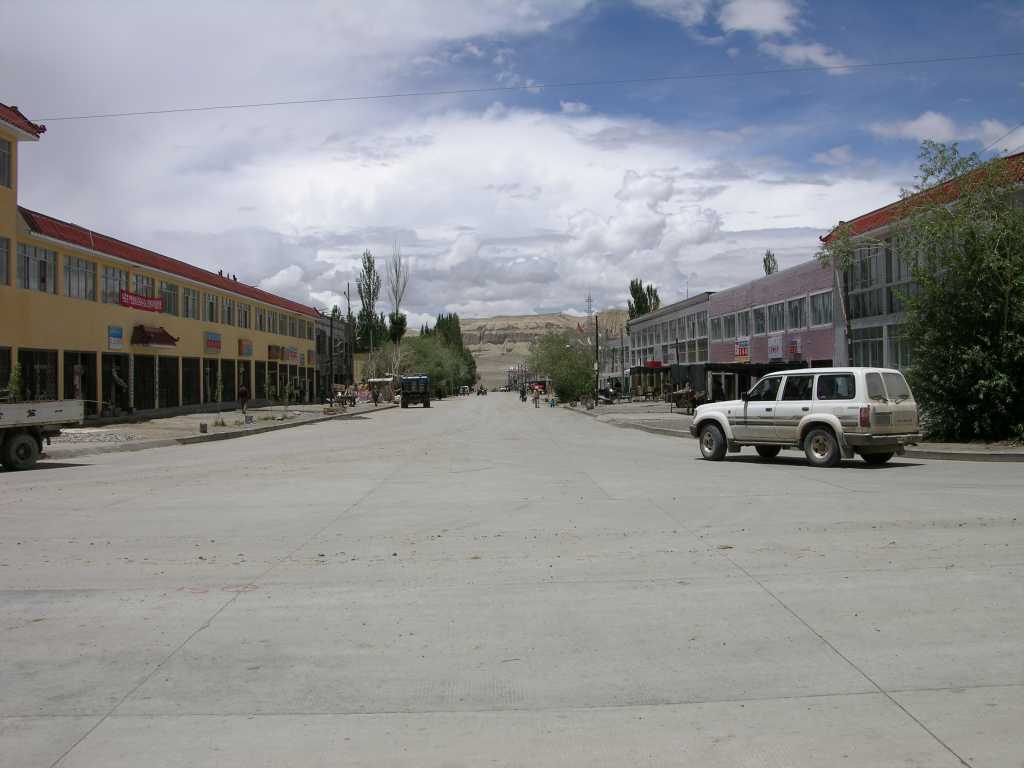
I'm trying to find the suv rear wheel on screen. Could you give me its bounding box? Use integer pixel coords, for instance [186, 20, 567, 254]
[803, 427, 840, 468]
[755, 446, 781, 459]
[698, 423, 726, 461]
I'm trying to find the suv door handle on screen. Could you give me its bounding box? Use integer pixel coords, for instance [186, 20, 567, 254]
[764, 407, 773, 412]
[801, 406, 809, 411]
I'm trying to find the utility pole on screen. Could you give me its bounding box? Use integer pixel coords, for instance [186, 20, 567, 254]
[620, 325, 625, 396]
[594, 312, 600, 402]
[329, 309, 335, 398]
[345, 282, 353, 384]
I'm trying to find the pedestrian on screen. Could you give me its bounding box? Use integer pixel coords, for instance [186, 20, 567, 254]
[372, 387, 380, 407]
[238, 383, 249, 414]
[533, 388, 540, 408]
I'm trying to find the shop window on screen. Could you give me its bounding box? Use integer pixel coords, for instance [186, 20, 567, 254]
[767, 302, 786, 333]
[64, 256, 97, 301]
[886, 324, 913, 370]
[102, 266, 129, 304]
[16, 244, 57, 293]
[133, 354, 156, 410]
[237, 360, 251, 398]
[160, 282, 179, 316]
[158, 356, 179, 408]
[256, 307, 267, 332]
[221, 360, 236, 402]
[202, 359, 220, 403]
[222, 297, 235, 326]
[810, 291, 833, 326]
[851, 326, 884, 367]
[238, 303, 250, 328]
[101, 353, 131, 415]
[63, 351, 98, 415]
[753, 306, 766, 335]
[787, 297, 807, 330]
[0, 347, 11, 396]
[17, 348, 59, 401]
[736, 310, 751, 338]
[183, 287, 199, 319]
[710, 317, 722, 341]
[132, 273, 155, 298]
[182, 357, 201, 405]
[255, 361, 267, 399]
[0, 237, 9, 285]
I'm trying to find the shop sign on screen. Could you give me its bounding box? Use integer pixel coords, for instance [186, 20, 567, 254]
[733, 339, 750, 362]
[767, 335, 784, 359]
[788, 337, 802, 357]
[268, 344, 282, 361]
[238, 339, 253, 357]
[119, 289, 163, 312]
[108, 325, 124, 351]
[285, 346, 299, 364]
[204, 331, 222, 354]
[643, 360, 663, 369]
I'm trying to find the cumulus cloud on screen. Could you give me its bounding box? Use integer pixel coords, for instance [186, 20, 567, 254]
[758, 41, 859, 73]
[869, 111, 1010, 144]
[718, 0, 798, 36]
[560, 100, 591, 114]
[813, 145, 853, 166]
[632, 0, 710, 26]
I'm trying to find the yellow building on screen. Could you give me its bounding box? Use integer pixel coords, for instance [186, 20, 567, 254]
[0, 103, 318, 417]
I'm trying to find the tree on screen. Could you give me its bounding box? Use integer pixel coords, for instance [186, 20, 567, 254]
[385, 243, 410, 373]
[5, 362, 23, 402]
[528, 331, 593, 402]
[627, 278, 661, 319]
[763, 249, 778, 275]
[889, 141, 1024, 440]
[355, 250, 382, 353]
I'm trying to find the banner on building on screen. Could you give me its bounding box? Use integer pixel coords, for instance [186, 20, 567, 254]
[767, 335, 784, 359]
[238, 339, 253, 357]
[204, 332, 222, 354]
[284, 347, 299, 364]
[268, 345, 282, 361]
[119, 289, 163, 312]
[108, 325, 124, 350]
[788, 337, 802, 357]
[733, 339, 750, 362]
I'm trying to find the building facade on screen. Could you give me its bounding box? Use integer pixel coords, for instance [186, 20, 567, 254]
[0, 103, 318, 417]
[316, 311, 354, 399]
[706, 259, 839, 399]
[626, 293, 712, 395]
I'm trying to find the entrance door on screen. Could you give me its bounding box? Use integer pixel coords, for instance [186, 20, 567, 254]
[133, 354, 156, 410]
[101, 353, 130, 415]
[64, 351, 98, 415]
[733, 375, 782, 441]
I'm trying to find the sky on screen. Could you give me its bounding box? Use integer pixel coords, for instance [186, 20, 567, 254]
[4, 0, 1024, 326]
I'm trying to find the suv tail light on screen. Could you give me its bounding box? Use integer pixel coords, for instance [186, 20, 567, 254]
[859, 406, 870, 427]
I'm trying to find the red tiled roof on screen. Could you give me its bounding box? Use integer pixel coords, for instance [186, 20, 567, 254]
[0, 103, 46, 138]
[822, 151, 1024, 242]
[18, 207, 318, 318]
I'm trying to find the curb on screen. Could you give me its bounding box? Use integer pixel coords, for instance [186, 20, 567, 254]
[568, 406, 1024, 462]
[43, 404, 396, 461]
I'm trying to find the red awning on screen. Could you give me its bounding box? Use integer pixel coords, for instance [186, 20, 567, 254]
[131, 325, 179, 349]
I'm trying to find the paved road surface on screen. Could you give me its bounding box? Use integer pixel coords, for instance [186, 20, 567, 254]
[2, 395, 1022, 767]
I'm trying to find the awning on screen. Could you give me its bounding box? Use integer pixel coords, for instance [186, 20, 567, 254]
[131, 325, 179, 349]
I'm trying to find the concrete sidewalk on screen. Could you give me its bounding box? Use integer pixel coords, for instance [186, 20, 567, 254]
[572, 401, 1024, 461]
[42, 402, 395, 461]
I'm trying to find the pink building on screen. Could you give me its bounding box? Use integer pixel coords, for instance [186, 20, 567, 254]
[705, 259, 839, 399]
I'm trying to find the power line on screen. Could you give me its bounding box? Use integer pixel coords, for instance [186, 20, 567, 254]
[981, 118, 1024, 155]
[37, 50, 1024, 123]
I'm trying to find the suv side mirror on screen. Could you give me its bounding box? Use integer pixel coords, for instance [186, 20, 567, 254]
[741, 391, 750, 402]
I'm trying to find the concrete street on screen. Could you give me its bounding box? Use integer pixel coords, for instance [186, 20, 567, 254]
[2, 394, 1022, 767]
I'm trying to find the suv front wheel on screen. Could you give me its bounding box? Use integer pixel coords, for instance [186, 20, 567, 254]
[803, 426, 840, 468]
[698, 423, 727, 461]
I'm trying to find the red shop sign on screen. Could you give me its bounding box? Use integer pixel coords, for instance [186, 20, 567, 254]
[120, 289, 163, 312]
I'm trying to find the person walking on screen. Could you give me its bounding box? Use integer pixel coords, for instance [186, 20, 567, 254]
[532, 388, 540, 408]
[372, 387, 380, 407]
[238, 383, 249, 415]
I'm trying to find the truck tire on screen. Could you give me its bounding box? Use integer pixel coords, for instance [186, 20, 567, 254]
[862, 451, 894, 465]
[804, 426, 840, 467]
[698, 423, 726, 461]
[2, 431, 40, 471]
[401, 399, 408, 408]
[424, 398, 431, 408]
[755, 445, 781, 459]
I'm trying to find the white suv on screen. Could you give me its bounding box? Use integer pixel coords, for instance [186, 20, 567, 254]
[689, 367, 922, 467]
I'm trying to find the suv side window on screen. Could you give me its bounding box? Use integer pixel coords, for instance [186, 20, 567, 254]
[748, 376, 782, 401]
[866, 372, 886, 401]
[816, 373, 856, 400]
[781, 375, 814, 401]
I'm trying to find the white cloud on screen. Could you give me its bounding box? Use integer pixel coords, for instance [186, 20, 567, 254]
[758, 41, 859, 73]
[813, 145, 853, 166]
[718, 0, 798, 36]
[632, 0, 710, 25]
[560, 100, 591, 114]
[869, 112, 1011, 145]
